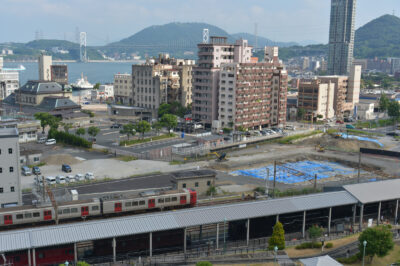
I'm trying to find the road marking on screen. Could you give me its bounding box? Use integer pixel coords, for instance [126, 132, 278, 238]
[103, 131, 120, 136]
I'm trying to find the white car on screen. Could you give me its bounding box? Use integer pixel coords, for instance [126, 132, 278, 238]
[56, 175, 66, 184]
[45, 139, 56, 145]
[66, 175, 76, 183]
[85, 172, 95, 180]
[37, 137, 47, 144]
[75, 174, 85, 182]
[45, 176, 56, 185]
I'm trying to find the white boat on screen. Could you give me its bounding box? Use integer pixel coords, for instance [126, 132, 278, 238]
[71, 73, 93, 90]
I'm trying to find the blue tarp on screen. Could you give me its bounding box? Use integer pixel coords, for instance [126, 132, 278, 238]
[339, 133, 384, 147]
[231, 160, 360, 184]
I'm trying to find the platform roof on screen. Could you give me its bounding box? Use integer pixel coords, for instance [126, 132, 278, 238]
[344, 179, 400, 204]
[0, 190, 357, 253]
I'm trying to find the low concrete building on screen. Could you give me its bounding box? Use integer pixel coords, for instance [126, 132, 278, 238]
[171, 169, 216, 196]
[107, 104, 152, 121]
[352, 102, 375, 120]
[20, 150, 42, 166]
[0, 119, 40, 143]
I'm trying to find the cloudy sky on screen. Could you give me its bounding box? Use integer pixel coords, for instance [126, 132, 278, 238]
[1, 0, 398, 45]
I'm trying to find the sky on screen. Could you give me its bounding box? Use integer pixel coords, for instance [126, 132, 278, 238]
[0, 0, 398, 45]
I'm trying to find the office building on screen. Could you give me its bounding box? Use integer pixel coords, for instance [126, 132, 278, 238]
[113, 74, 133, 105]
[192, 37, 252, 127]
[0, 128, 22, 207]
[327, 0, 357, 75]
[50, 65, 68, 84]
[218, 62, 287, 130]
[38, 54, 52, 81]
[298, 79, 335, 120]
[390, 58, 400, 75]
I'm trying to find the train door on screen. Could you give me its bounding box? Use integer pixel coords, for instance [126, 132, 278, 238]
[43, 210, 52, 221]
[148, 199, 155, 208]
[81, 206, 89, 217]
[189, 190, 197, 206]
[180, 195, 187, 205]
[4, 215, 12, 225]
[114, 203, 122, 212]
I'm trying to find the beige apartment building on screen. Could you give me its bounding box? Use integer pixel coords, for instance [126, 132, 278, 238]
[38, 54, 52, 81]
[114, 74, 133, 105]
[218, 61, 288, 130]
[298, 79, 335, 120]
[192, 37, 252, 128]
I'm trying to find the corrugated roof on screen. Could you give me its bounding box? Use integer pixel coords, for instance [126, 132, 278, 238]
[344, 179, 400, 204]
[300, 255, 343, 266]
[0, 191, 357, 253]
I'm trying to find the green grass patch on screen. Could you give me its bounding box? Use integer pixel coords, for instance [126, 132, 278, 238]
[354, 118, 400, 129]
[295, 242, 323, 249]
[274, 187, 321, 198]
[347, 129, 384, 137]
[169, 160, 183, 165]
[278, 130, 322, 144]
[115, 155, 137, 162]
[337, 253, 361, 264]
[22, 188, 32, 193]
[120, 133, 175, 146]
[28, 162, 46, 168]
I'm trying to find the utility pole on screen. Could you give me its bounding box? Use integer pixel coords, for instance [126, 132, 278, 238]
[357, 151, 361, 183]
[273, 161, 277, 198]
[314, 174, 317, 192]
[266, 168, 269, 196]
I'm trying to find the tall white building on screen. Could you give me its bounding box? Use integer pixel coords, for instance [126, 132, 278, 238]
[0, 128, 22, 207]
[0, 56, 19, 99]
[38, 54, 52, 81]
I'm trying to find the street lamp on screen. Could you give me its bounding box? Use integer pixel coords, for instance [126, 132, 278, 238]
[223, 218, 227, 253]
[362, 240, 367, 266]
[274, 246, 278, 264]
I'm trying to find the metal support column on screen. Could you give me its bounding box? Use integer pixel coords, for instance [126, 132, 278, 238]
[216, 223, 220, 249]
[377, 201, 382, 225]
[28, 249, 31, 266]
[74, 243, 77, 264]
[276, 214, 279, 223]
[328, 207, 332, 235]
[359, 204, 364, 231]
[395, 199, 399, 224]
[184, 228, 187, 254]
[302, 211, 306, 238]
[32, 248, 36, 266]
[246, 219, 250, 246]
[112, 237, 116, 263]
[352, 204, 356, 228]
[149, 232, 153, 257]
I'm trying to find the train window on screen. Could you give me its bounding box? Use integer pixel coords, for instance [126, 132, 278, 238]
[38, 253, 44, 259]
[158, 198, 164, 203]
[33, 212, 40, 217]
[24, 213, 32, 218]
[165, 198, 170, 203]
[13, 256, 20, 262]
[71, 208, 78, 213]
[195, 182, 199, 187]
[171, 197, 177, 202]
[207, 181, 211, 186]
[63, 209, 70, 214]
[16, 214, 23, 219]
[125, 202, 132, 207]
[92, 206, 99, 211]
[182, 183, 186, 188]
[139, 200, 145, 205]
[132, 201, 138, 206]
[58, 210, 63, 215]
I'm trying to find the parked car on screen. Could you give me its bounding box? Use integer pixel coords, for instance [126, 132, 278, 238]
[32, 166, 41, 175]
[85, 172, 95, 180]
[21, 166, 32, 176]
[66, 175, 76, 183]
[45, 139, 56, 145]
[56, 175, 66, 184]
[346, 124, 355, 129]
[75, 174, 85, 182]
[62, 164, 72, 173]
[110, 123, 122, 129]
[37, 137, 47, 144]
[336, 120, 344, 124]
[46, 176, 56, 185]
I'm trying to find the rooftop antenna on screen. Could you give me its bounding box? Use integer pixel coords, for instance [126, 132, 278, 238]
[203, 29, 209, 44]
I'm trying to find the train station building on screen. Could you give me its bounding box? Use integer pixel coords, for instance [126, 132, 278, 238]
[0, 179, 399, 265]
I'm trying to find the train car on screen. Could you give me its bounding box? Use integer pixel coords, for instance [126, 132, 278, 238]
[0, 205, 53, 227]
[57, 199, 101, 222]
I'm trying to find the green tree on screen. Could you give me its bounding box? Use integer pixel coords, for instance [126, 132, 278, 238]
[206, 185, 217, 196]
[87, 126, 100, 138]
[222, 128, 232, 134]
[297, 108, 306, 120]
[152, 121, 163, 136]
[308, 225, 323, 247]
[358, 225, 394, 262]
[34, 112, 60, 133]
[75, 128, 85, 136]
[268, 221, 285, 250]
[61, 122, 72, 133]
[387, 101, 400, 127]
[196, 262, 212, 266]
[237, 125, 246, 132]
[135, 120, 151, 139]
[158, 103, 171, 118]
[93, 82, 101, 90]
[160, 114, 178, 132]
[379, 94, 390, 112]
[120, 123, 136, 140]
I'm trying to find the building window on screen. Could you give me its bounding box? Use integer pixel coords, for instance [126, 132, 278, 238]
[9, 167, 13, 173]
[10, 187, 14, 192]
[8, 148, 12, 154]
[34, 157, 40, 162]
[195, 182, 199, 187]
[207, 181, 211, 186]
[0, 188, 3, 193]
[0, 167, 2, 173]
[182, 183, 186, 188]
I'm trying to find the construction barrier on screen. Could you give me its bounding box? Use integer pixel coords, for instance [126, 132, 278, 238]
[360, 148, 400, 158]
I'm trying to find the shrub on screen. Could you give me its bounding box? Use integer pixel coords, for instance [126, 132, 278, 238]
[81, 110, 95, 117]
[295, 242, 322, 249]
[196, 261, 212, 266]
[337, 253, 361, 264]
[268, 221, 285, 250]
[48, 129, 92, 148]
[325, 242, 333, 248]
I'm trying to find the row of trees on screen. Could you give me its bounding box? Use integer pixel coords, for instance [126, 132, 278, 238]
[379, 94, 400, 124]
[158, 102, 191, 118]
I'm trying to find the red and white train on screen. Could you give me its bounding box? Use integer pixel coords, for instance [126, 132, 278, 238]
[0, 189, 197, 227]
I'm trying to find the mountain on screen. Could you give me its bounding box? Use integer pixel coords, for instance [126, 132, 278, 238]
[354, 14, 400, 58]
[230, 33, 297, 48]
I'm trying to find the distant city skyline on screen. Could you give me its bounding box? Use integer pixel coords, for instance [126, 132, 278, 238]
[1, 0, 398, 45]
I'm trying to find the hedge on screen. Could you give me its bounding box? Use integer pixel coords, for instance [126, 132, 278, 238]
[49, 129, 92, 148]
[295, 242, 322, 249]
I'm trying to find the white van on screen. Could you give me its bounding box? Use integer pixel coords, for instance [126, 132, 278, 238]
[37, 137, 47, 144]
[45, 139, 56, 145]
[75, 174, 85, 182]
[66, 175, 76, 183]
[85, 172, 95, 180]
[46, 176, 56, 185]
[56, 175, 66, 184]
